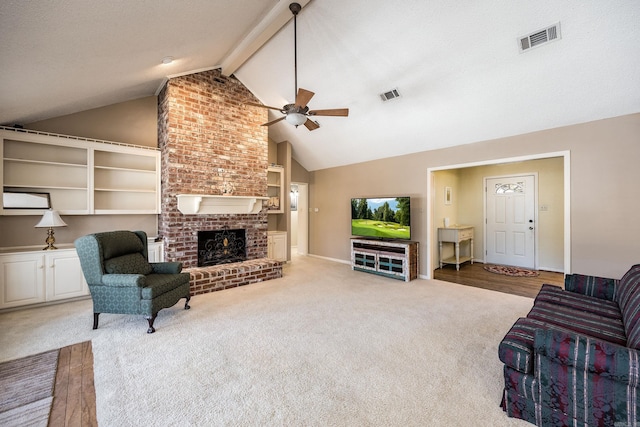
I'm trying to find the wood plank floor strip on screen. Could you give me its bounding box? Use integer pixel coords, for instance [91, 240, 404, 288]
[81, 342, 97, 427]
[49, 341, 96, 427]
[49, 346, 70, 426]
[65, 343, 83, 426]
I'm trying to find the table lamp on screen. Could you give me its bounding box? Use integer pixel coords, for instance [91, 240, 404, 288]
[35, 209, 67, 250]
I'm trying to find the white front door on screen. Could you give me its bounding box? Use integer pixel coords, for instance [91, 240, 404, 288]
[485, 175, 536, 268]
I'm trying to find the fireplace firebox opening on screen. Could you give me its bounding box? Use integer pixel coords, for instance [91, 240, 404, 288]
[198, 229, 246, 267]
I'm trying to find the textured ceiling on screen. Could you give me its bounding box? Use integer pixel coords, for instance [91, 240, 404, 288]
[1, 1, 639, 171]
[0, 0, 278, 123]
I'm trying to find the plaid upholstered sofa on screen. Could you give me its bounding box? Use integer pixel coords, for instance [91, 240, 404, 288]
[75, 230, 191, 333]
[499, 265, 640, 426]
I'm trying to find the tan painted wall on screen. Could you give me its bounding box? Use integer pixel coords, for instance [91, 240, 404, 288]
[0, 214, 159, 249]
[432, 169, 460, 263]
[433, 168, 459, 234]
[291, 158, 310, 183]
[276, 141, 292, 260]
[309, 113, 640, 279]
[26, 96, 158, 147]
[268, 138, 278, 165]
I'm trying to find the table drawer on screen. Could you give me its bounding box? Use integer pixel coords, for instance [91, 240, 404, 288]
[458, 228, 473, 240]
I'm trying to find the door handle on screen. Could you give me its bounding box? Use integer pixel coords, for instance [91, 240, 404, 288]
[529, 227, 534, 230]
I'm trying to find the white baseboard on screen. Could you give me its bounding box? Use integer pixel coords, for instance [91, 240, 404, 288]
[307, 254, 350, 265]
[537, 266, 565, 273]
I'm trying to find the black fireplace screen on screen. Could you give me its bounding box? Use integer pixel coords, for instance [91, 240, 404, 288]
[198, 229, 246, 267]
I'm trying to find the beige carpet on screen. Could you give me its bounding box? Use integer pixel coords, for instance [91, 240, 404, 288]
[0, 349, 58, 427]
[0, 254, 533, 426]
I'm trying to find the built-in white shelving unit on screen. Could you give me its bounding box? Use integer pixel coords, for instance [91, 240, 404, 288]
[0, 127, 160, 215]
[267, 165, 284, 214]
[93, 150, 159, 214]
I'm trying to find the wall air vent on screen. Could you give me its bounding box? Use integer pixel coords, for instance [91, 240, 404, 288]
[380, 88, 400, 102]
[518, 22, 561, 53]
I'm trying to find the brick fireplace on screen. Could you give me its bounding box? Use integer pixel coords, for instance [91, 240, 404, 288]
[157, 69, 282, 295]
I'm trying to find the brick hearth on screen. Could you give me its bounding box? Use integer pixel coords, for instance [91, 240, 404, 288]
[157, 69, 283, 294]
[189, 258, 282, 295]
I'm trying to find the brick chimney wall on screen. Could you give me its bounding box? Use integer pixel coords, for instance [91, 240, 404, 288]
[157, 69, 269, 268]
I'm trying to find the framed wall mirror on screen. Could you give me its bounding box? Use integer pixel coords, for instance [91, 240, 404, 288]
[3, 191, 52, 209]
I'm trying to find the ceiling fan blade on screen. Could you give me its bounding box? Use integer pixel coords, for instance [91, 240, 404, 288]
[295, 88, 315, 108]
[308, 108, 349, 117]
[261, 116, 286, 127]
[304, 118, 320, 131]
[246, 101, 283, 111]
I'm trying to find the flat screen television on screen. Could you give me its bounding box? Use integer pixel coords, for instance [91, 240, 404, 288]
[351, 197, 411, 240]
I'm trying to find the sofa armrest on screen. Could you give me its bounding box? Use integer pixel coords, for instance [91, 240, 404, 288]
[564, 273, 618, 301]
[101, 274, 145, 287]
[534, 328, 639, 385]
[150, 262, 183, 274]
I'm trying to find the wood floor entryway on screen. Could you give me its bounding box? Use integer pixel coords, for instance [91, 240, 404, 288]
[433, 263, 564, 298]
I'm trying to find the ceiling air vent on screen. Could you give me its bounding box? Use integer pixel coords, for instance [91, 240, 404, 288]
[380, 88, 400, 102]
[518, 22, 561, 52]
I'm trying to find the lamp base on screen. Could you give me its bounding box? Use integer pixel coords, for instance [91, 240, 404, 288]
[42, 227, 58, 250]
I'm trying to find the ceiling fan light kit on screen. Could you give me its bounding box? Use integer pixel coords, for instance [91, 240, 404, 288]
[247, 2, 349, 131]
[285, 112, 307, 126]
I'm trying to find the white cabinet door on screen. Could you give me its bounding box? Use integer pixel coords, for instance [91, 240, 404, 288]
[267, 232, 287, 261]
[0, 253, 45, 309]
[272, 234, 286, 261]
[45, 252, 88, 301]
[147, 242, 164, 262]
[0, 243, 164, 309]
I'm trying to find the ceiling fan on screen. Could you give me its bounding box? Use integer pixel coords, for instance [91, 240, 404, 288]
[246, 2, 349, 131]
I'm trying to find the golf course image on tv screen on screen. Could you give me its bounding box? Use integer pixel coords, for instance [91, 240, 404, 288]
[351, 197, 411, 240]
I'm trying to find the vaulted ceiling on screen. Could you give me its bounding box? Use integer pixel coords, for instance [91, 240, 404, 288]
[1, 1, 639, 171]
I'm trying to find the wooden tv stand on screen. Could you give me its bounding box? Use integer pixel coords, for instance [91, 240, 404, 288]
[350, 238, 419, 282]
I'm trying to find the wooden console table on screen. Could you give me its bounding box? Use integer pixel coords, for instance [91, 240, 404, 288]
[438, 226, 474, 271]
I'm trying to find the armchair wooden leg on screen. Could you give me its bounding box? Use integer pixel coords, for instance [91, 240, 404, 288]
[93, 313, 100, 330]
[184, 296, 191, 310]
[146, 313, 157, 334]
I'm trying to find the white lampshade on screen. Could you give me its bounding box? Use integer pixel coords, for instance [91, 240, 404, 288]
[285, 112, 307, 126]
[35, 209, 67, 228]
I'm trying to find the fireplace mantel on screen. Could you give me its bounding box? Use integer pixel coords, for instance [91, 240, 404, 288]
[176, 194, 269, 215]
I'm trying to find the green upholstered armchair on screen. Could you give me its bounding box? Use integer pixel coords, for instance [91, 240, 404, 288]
[75, 230, 191, 333]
